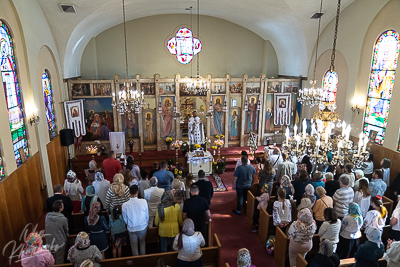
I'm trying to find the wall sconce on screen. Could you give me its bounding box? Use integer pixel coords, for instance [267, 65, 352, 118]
[27, 105, 40, 126]
[351, 105, 362, 114]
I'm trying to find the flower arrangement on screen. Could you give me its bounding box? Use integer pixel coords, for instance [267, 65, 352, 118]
[127, 138, 135, 146]
[86, 145, 98, 154]
[211, 146, 217, 150]
[165, 136, 173, 144]
[172, 140, 183, 149]
[194, 144, 201, 149]
[214, 134, 225, 147]
[212, 157, 227, 172]
[168, 164, 184, 177]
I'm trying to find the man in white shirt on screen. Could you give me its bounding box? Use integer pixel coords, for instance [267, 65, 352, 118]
[333, 175, 354, 219]
[144, 177, 164, 227]
[267, 147, 283, 171]
[122, 185, 149, 256]
[235, 151, 249, 170]
[276, 153, 295, 183]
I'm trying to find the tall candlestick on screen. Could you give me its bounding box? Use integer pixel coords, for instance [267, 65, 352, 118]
[302, 119, 307, 139]
[285, 127, 289, 147]
[338, 141, 343, 158]
[363, 135, 368, 152]
[342, 121, 346, 136]
[294, 125, 298, 137]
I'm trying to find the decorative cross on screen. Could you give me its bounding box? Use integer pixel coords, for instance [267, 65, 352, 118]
[166, 27, 202, 64]
[116, 144, 119, 149]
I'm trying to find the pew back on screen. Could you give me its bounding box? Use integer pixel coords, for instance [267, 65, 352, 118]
[258, 207, 273, 246]
[246, 191, 257, 225]
[274, 227, 289, 267]
[296, 253, 307, 267]
[383, 196, 393, 218]
[56, 233, 221, 267]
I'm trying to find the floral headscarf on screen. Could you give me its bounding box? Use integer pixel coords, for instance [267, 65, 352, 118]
[68, 232, 90, 260]
[348, 202, 363, 226]
[23, 233, 42, 256]
[280, 175, 292, 188]
[157, 191, 175, 222]
[305, 184, 314, 196]
[87, 202, 101, 226]
[67, 170, 77, 183]
[319, 239, 334, 257]
[95, 172, 104, 182]
[111, 173, 126, 198]
[297, 198, 312, 212]
[237, 248, 252, 267]
[297, 208, 314, 226]
[366, 227, 382, 248]
[177, 219, 195, 250]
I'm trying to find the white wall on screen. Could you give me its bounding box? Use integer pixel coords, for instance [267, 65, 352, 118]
[80, 14, 279, 79]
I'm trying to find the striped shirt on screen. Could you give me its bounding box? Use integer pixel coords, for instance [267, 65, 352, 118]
[105, 186, 130, 213]
[333, 187, 354, 218]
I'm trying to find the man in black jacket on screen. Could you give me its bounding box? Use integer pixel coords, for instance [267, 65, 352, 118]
[193, 170, 214, 205]
[46, 184, 74, 233]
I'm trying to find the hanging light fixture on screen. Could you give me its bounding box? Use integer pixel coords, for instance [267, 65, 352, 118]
[112, 0, 146, 114]
[185, 0, 209, 94]
[284, 0, 370, 168]
[298, 0, 324, 107]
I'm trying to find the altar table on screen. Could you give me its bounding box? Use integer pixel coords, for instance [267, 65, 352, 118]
[187, 151, 214, 177]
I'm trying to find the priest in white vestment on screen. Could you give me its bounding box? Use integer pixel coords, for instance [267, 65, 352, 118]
[188, 111, 205, 145]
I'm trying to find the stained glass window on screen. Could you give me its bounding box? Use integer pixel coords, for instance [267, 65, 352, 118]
[364, 30, 400, 145]
[42, 70, 56, 140]
[166, 27, 202, 64]
[0, 20, 29, 165]
[322, 70, 338, 102]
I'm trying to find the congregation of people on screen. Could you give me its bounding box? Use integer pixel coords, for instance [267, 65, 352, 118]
[20, 146, 400, 267]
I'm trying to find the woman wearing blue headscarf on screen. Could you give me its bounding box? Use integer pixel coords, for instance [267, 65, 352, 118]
[336, 202, 363, 259]
[81, 185, 104, 216]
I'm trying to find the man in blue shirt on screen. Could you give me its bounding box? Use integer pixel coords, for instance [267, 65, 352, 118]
[232, 156, 256, 215]
[153, 161, 175, 190]
[369, 169, 387, 197]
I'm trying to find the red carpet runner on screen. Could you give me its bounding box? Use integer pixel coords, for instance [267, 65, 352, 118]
[210, 171, 276, 267]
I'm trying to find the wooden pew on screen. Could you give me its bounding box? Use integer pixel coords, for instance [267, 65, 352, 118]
[258, 207, 274, 246]
[246, 190, 258, 225]
[56, 233, 221, 267]
[274, 227, 289, 267]
[296, 252, 388, 267]
[296, 253, 307, 267]
[383, 195, 393, 218]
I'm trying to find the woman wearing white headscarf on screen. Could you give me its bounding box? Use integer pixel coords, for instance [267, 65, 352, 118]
[92, 172, 110, 205]
[306, 239, 340, 267]
[384, 239, 400, 267]
[64, 170, 84, 201]
[354, 227, 384, 267]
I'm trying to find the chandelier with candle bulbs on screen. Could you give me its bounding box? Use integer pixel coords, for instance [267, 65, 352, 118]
[112, 0, 146, 114]
[284, 0, 369, 168]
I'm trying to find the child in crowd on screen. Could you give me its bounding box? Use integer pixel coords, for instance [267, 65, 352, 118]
[108, 205, 126, 258]
[252, 184, 270, 232]
[363, 196, 387, 232]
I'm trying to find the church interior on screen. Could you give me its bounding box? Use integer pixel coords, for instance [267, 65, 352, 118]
[1, 0, 400, 266]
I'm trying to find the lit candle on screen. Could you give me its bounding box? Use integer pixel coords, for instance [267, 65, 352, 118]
[296, 135, 300, 151]
[294, 124, 298, 136]
[346, 125, 351, 141]
[316, 136, 320, 156]
[358, 132, 363, 155]
[363, 135, 368, 152]
[325, 124, 330, 144]
[338, 140, 343, 158]
[342, 121, 346, 136]
[302, 119, 307, 139]
[285, 127, 289, 146]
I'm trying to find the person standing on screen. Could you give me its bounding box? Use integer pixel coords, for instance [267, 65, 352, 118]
[122, 185, 149, 256]
[183, 185, 211, 246]
[341, 164, 355, 188]
[84, 202, 109, 259]
[381, 158, 391, 186]
[325, 172, 340, 198]
[64, 170, 84, 201]
[268, 147, 283, 171]
[235, 151, 249, 170]
[188, 111, 205, 145]
[144, 177, 165, 228]
[333, 175, 354, 219]
[138, 169, 150, 199]
[354, 227, 385, 267]
[361, 154, 374, 181]
[353, 170, 368, 192]
[46, 184, 74, 234]
[276, 153, 295, 183]
[105, 173, 130, 214]
[192, 170, 213, 206]
[153, 161, 175, 191]
[369, 169, 387, 197]
[126, 155, 141, 180]
[232, 156, 256, 215]
[22, 233, 54, 267]
[102, 151, 122, 183]
[45, 200, 68, 264]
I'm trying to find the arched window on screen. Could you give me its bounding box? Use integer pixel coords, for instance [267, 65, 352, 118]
[42, 70, 56, 140]
[0, 20, 29, 165]
[363, 30, 400, 145]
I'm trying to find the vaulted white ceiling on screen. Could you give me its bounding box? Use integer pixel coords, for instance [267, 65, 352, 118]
[37, 0, 355, 78]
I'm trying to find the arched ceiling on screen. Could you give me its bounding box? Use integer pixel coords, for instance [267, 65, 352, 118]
[37, 0, 355, 78]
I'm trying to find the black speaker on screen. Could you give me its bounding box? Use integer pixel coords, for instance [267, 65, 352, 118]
[60, 129, 74, 146]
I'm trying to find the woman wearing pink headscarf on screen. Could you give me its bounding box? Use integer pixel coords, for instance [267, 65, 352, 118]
[84, 202, 109, 259]
[21, 233, 54, 267]
[288, 208, 317, 267]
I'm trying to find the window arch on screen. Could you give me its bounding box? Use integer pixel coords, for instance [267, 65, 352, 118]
[0, 20, 29, 165]
[42, 70, 56, 140]
[363, 30, 400, 145]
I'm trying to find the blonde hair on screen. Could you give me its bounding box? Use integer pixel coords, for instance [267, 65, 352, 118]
[171, 179, 181, 190]
[315, 186, 326, 196]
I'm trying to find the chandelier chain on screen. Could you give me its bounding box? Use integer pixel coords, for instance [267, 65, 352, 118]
[196, 0, 200, 78]
[122, 0, 129, 78]
[330, 0, 341, 71]
[312, 0, 323, 82]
